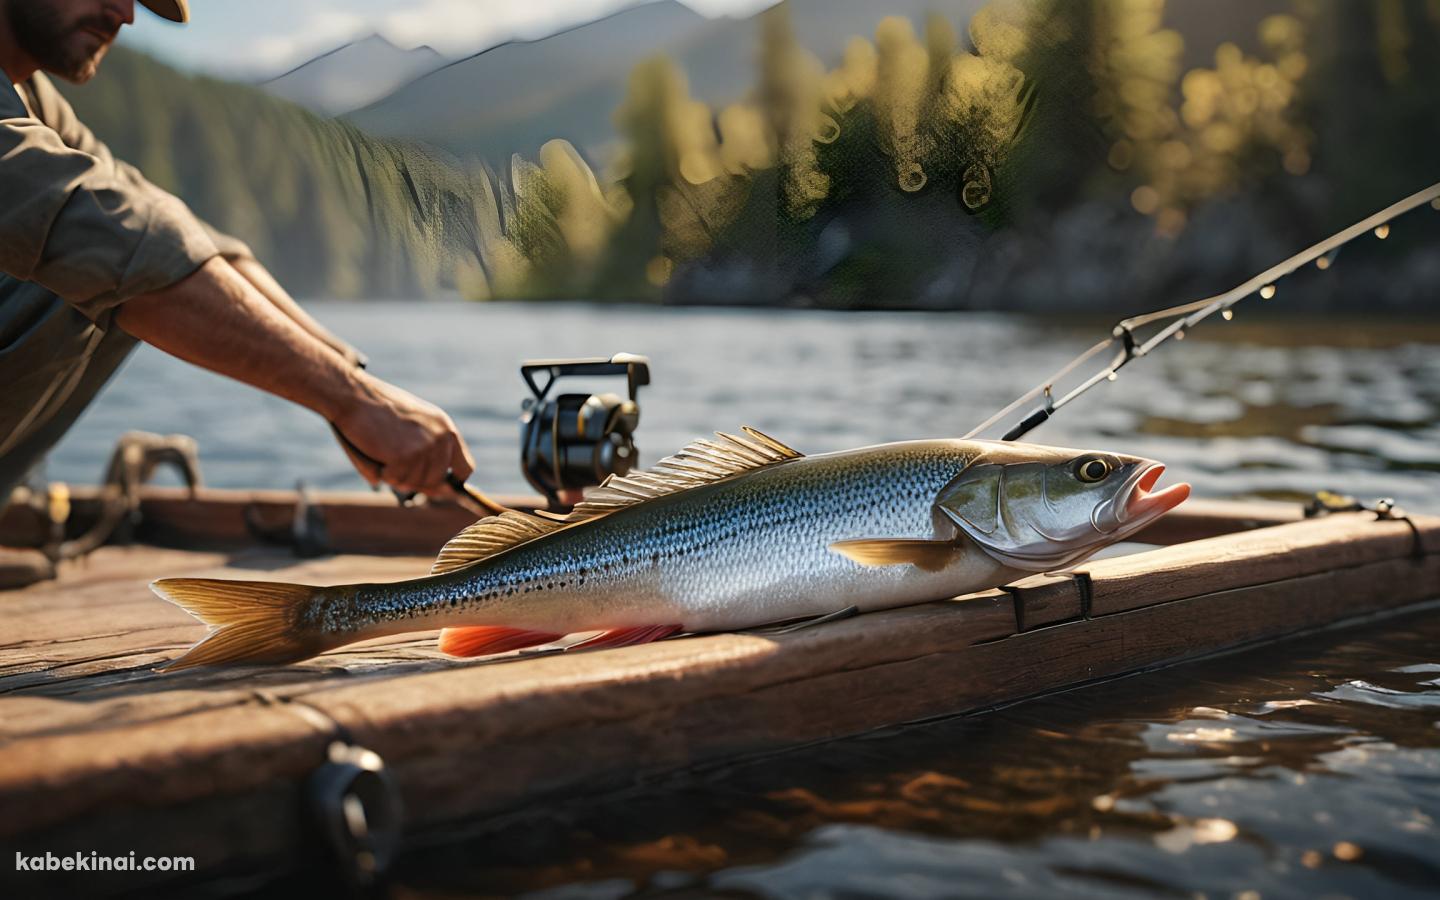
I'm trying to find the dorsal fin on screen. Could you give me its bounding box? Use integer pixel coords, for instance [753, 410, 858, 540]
[566, 426, 803, 524]
[431, 510, 562, 575]
[429, 427, 803, 574]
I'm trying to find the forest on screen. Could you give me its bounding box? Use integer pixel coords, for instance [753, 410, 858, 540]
[60, 0, 1440, 309]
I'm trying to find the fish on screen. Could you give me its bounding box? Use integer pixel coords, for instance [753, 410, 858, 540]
[151, 428, 1189, 669]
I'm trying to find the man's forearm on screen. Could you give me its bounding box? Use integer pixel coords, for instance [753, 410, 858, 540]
[114, 257, 363, 422]
[228, 256, 366, 367]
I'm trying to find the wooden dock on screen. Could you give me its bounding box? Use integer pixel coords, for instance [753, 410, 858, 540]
[1, 491, 1437, 893]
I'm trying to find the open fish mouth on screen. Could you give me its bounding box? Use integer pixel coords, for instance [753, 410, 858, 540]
[962, 458, 1192, 572]
[1119, 464, 1191, 525]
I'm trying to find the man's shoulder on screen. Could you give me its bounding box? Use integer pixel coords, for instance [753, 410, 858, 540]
[21, 73, 67, 123]
[2, 73, 64, 122]
[4, 73, 100, 156]
[1, 79, 31, 120]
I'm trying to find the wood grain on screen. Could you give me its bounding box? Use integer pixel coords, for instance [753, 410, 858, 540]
[1, 485, 544, 555]
[1080, 511, 1438, 616]
[1003, 573, 1082, 630]
[2, 487, 1303, 555]
[0, 502, 1436, 887]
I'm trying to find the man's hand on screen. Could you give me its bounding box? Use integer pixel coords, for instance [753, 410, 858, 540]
[331, 372, 475, 496]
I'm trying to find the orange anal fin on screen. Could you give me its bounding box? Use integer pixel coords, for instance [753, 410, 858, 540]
[571, 624, 683, 650]
[438, 626, 563, 657]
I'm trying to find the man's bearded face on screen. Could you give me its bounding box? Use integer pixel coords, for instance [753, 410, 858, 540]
[6, 1, 131, 84]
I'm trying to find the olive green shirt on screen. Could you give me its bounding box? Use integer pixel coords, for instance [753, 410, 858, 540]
[1, 72, 250, 321]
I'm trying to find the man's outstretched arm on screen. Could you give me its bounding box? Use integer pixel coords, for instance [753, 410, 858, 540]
[114, 257, 474, 496]
[2, 77, 473, 496]
[228, 255, 369, 370]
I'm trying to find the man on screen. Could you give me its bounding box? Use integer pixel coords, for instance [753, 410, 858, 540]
[0, 0, 476, 512]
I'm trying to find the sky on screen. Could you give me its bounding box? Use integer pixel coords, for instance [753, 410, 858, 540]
[122, 0, 779, 79]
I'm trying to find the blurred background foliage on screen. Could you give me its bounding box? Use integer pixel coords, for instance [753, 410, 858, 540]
[63, 0, 1440, 309]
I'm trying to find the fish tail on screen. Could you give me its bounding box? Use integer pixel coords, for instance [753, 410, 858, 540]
[151, 578, 333, 670]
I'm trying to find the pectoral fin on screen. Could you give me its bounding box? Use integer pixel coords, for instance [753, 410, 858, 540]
[829, 538, 961, 573]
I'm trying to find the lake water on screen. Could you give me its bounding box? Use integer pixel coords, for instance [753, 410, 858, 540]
[46, 302, 1440, 898]
[395, 604, 1440, 900]
[48, 302, 1440, 509]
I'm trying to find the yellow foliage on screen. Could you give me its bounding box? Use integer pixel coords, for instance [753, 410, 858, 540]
[875, 16, 932, 188]
[944, 52, 1027, 146]
[717, 103, 772, 174]
[1092, 1, 1311, 230]
[969, 2, 1032, 62]
[838, 37, 879, 101]
[924, 13, 958, 98]
[538, 140, 622, 265]
[645, 255, 673, 286]
[484, 0, 1320, 294]
[1093, 0, 1182, 143]
[485, 234, 536, 298]
[758, 5, 830, 216]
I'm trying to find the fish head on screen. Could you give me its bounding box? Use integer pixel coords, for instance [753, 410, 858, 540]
[938, 441, 1190, 571]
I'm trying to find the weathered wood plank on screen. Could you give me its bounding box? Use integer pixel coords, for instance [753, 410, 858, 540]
[0, 486, 1306, 556]
[9, 555, 1437, 892]
[129, 486, 520, 555]
[312, 551, 1440, 832]
[0, 585, 1020, 841]
[0, 501, 1436, 890]
[1079, 511, 1439, 616]
[1, 485, 543, 555]
[0, 548, 436, 744]
[995, 512, 1440, 624]
[1003, 573, 1082, 630]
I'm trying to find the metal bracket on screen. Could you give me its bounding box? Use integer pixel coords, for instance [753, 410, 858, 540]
[1304, 492, 1425, 558]
[290, 481, 330, 558]
[305, 741, 403, 892]
[244, 480, 330, 557]
[1303, 491, 1407, 520]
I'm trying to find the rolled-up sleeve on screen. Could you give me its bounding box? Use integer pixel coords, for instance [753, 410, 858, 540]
[0, 80, 221, 320]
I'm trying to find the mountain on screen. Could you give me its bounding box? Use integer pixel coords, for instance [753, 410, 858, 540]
[260, 34, 446, 116]
[346, 0, 712, 160]
[347, 0, 988, 165]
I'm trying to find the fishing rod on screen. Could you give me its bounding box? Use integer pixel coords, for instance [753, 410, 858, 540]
[968, 181, 1440, 443]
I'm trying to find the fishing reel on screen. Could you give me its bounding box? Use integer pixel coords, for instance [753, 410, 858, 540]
[519, 353, 650, 508]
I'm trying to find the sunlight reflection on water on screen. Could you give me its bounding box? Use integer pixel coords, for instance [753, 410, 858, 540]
[48, 302, 1440, 509]
[390, 607, 1440, 900]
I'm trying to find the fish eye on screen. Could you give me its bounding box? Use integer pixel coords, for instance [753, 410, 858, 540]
[1075, 457, 1111, 483]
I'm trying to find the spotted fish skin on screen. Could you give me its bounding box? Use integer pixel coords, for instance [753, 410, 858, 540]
[151, 432, 1189, 669]
[337, 440, 1011, 639]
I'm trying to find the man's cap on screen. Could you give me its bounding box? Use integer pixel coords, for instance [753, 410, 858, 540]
[139, 0, 190, 23]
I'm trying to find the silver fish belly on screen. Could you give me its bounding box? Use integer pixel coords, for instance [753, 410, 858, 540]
[374, 440, 1010, 636]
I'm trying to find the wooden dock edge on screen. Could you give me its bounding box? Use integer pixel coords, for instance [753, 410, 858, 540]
[2, 509, 1436, 893]
[1, 486, 1301, 557]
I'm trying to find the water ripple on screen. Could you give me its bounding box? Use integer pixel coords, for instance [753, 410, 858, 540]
[43, 304, 1440, 509]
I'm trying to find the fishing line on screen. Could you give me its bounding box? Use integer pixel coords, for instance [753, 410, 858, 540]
[967, 181, 1440, 442]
